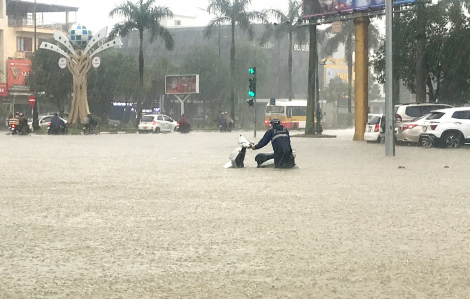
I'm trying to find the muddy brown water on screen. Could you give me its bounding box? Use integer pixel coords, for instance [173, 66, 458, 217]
[1, 131, 469, 298]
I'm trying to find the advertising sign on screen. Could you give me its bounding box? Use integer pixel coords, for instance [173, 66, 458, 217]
[58, 58, 67, 69]
[324, 65, 354, 87]
[0, 83, 7, 97]
[7, 59, 32, 88]
[92, 57, 101, 68]
[165, 75, 199, 94]
[303, 0, 415, 18]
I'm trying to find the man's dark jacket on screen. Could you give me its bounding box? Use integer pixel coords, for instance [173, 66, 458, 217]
[254, 124, 295, 168]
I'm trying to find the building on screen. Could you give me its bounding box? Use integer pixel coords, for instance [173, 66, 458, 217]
[118, 23, 350, 126]
[160, 14, 197, 28]
[0, 0, 78, 116]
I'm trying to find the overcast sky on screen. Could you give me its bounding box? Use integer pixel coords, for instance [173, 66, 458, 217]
[37, 0, 290, 32]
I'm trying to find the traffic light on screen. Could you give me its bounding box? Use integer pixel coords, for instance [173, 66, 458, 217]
[247, 99, 254, 106]
[248, 66, 256, 98]
[248, 78, 256, 97]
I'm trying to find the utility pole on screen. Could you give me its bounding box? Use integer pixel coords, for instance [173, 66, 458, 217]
[415, 0, 426, 103]
[385, 0, 395, 156]
[306, 19, 317, 135]
[34, 0, 37, 51]
[352, 16, 369, 141]
[33, 0, 39, 131]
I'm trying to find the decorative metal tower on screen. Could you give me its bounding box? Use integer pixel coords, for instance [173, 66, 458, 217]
[39, 25, 123, 124]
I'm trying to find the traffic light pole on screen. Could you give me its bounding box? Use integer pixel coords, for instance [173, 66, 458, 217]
[254, 98, 256, 138]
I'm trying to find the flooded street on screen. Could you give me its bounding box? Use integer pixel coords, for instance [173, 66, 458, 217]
[1, 130, 470, 298]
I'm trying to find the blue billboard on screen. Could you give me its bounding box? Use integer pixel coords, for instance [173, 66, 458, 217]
[303, 0, 415, 18]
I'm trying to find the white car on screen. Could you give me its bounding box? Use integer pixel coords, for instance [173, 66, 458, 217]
[395, 103, 453, 125]
[138, 114, 177, 133]
[364, 114, 385, 143]
[28, 115, 67, 130]
[420, 107, 470, 148]
[396, 114, 430, 144]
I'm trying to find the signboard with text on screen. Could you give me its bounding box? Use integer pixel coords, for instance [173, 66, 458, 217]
[7, 59, 32, 88]
[303, 0, 415, 18]
[0, 83, 7, 97]
[165, 75, 199, 94]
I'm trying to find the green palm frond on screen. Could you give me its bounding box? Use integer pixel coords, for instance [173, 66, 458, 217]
[204, 16, 231, 38]
[109, 21, 137, 38]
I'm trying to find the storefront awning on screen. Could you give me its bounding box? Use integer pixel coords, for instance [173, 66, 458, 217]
[7, 0, 79, 14]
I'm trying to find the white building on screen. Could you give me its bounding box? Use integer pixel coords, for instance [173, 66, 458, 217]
[160, 15, 196, 28]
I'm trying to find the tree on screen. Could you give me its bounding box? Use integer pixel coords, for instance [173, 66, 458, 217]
[87, 51, 139, 122]
[324, 76, 348, 125]
[369, 83, 382, 101]
[322, 20, 381, 122]
[146, 56, 178, 114]
[28, 40, 73, 117]
[204, 0, 265, 124]
[372, 0, 470, 106]
[109, 0, 175, 127]
[261, 0, 307, 101]
[181, 47, 230, 121]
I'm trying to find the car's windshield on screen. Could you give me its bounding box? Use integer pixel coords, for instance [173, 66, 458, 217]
[410, 114, 430, 122]
[141, 116, 154, 122]
[426, 112, 445, 120]
[367, 116, 381, 125]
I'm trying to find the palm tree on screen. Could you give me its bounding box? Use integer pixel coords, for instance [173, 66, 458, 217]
[109, 0, 174, 126]
[322, 20, 381, 124]
[261, 0, 306, 101]
[204, 0, 265, 123]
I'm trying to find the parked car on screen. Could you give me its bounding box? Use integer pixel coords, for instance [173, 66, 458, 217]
[364, 114, 385, 143]
[419, 107, 470, 148]
[28, 115, 67, 131]
[138, 114, 177, 133]
[395, 103, 453, 124]
[396, 113, 431, 145]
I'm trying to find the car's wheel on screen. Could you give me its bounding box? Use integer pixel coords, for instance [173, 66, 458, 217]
[153, 127, 160, 134]
[442, 131, 462, 148]
[418, 136, 433, 148]
[174, 126, 178, 132]
[293, 123, 298, 130]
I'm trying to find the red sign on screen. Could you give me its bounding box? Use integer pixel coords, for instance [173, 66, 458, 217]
[7, 59, 32, 89]
[165, 75, 200, 94]
[0, 83, 7, 97]
[28, 94, 36, 107]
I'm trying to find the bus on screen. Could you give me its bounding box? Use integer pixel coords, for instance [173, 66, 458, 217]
[264, 100, 308, 130]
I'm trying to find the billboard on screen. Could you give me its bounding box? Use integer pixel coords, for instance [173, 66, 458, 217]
[0, 83, 7, 97]
[165, 75, 199, 94]
[7, 59, 32, 89]
[303, 0, 415, 18]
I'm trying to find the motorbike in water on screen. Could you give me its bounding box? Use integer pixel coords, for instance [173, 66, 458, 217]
[219, 123, 232, 132]
[83, 124, 99, 135]
[48, 123, 68, 135]
[223, 135, 277, 169]
[177, 122, 191, 133]
[9, 119, 30, 135]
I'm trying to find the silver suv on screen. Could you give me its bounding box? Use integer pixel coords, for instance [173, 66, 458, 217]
[395, 103, 453, 124]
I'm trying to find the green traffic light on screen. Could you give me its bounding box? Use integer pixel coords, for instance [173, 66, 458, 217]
[249, 67, 255, 74]
[248, 91, 255, 97]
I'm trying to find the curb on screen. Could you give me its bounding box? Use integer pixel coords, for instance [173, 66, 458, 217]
[291, 134, 337, 138]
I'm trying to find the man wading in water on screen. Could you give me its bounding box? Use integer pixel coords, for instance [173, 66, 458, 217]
[251, 118, 296, 168]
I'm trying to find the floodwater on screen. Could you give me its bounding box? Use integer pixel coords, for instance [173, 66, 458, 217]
[1, 130, 470, 298]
